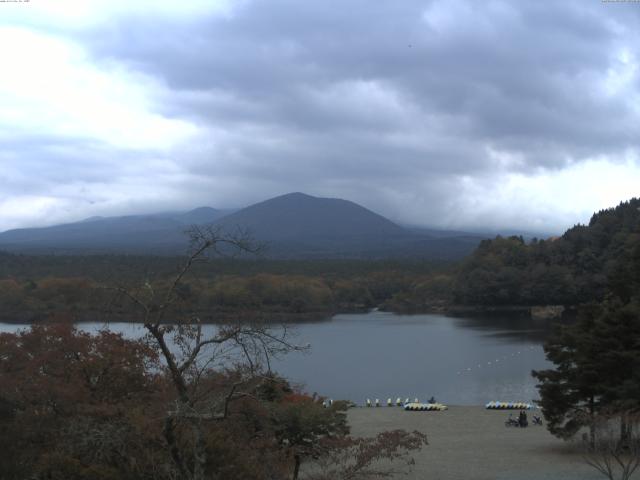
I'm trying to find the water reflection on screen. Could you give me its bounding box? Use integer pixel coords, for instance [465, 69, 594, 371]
[449, 314, 561, 343]
[270, 311, 555, 405]
[0, 311, 558, 405]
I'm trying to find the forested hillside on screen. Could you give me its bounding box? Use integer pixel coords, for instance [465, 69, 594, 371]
[452, 198, 640, 306]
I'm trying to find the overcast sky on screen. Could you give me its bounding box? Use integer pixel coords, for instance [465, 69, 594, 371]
[1, 0, 639, 234]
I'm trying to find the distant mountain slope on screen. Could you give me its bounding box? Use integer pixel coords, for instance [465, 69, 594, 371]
[177, 207, 235, 225]
[0, 208, 229, 253]
[215, 192, 404, 240]
[0, 193, 485, 259]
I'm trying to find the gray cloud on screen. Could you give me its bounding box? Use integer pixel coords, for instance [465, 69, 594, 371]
[2, 0, 640, 232]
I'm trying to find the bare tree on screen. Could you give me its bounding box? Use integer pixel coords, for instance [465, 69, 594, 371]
[111, 226, 305, 480]
[582, 412, 640, 480]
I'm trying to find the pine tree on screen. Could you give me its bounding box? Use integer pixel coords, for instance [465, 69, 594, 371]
[533, 298, 640, 443]
[533, 306, 603, 442]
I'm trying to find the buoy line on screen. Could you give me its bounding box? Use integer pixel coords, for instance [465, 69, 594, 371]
[354, 347, 539, 409]
[456, 345, 538, 376]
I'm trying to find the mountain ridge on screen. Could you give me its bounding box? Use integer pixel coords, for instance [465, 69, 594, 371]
[0, 193, 485, 259]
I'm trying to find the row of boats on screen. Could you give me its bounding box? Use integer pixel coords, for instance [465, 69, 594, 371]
[365, 397, 434, 407]
[404, 402, 448, 411]
[485, 401, 533, 410]
[363, 398, 449, 410]
[323, 399, 534, 410]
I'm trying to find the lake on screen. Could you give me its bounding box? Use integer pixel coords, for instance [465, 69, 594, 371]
[0, 310, 554, 405]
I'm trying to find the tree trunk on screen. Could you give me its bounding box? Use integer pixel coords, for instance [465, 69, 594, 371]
[292, 454, 301, 480]
[620, 414, 631, 449]
[193, 420, 207, 480]
[163, 415, 189, 479]
[589, 396, 596, 448]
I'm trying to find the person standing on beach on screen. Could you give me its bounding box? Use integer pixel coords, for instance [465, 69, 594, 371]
[518, 410, 528, 427]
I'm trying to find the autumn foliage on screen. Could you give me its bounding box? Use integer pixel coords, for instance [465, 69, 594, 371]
[0, 324, 426, 480]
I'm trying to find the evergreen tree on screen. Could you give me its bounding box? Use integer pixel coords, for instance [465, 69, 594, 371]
[533, 297, 640, 443]
[533, 306, 603, 442]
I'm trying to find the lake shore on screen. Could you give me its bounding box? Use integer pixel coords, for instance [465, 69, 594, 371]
[347, 406, 605, 480]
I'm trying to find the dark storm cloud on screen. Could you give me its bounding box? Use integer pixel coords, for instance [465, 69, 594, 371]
[87, 0, 639, 171]
[3, 0, 639, 231]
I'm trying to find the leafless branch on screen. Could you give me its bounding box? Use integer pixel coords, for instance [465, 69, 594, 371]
[581, 413, 640, 480]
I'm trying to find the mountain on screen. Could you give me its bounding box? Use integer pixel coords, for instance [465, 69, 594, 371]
[213, 193, 484, 258]
[216, 192, 404, 240]
[0, 208, 229, 254]
[176, 207, 236, 225]
[0, 193, 485, 259]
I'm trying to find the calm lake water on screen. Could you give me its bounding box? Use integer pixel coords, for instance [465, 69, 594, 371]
[0, 311, 554, 405]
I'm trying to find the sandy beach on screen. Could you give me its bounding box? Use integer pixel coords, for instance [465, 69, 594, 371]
[347, 406, 622, 480]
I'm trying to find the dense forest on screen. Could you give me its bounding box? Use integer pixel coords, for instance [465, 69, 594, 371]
[531, 200, 640, 451]
[0, 255, 442, 323]
[452, 198, 640, 307]
[0, 198, 637, 323]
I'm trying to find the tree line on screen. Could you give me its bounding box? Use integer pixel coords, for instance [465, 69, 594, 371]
[453, 198, 640, 307]
[0, 265, 443, 323]
[530, 199, 640, 478]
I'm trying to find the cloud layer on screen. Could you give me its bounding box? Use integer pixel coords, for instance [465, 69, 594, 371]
[1, 0, 639, 233]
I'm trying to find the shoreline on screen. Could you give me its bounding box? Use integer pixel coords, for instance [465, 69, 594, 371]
[0, 304, 570, 325]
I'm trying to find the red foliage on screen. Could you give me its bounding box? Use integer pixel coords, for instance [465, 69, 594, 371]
[0, 324, 163, 478]
[281, 393, 316, 404]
